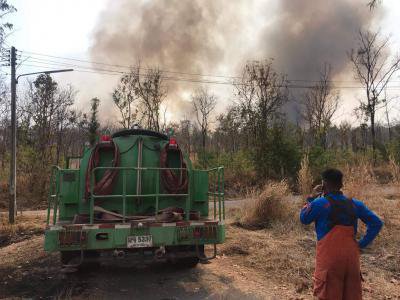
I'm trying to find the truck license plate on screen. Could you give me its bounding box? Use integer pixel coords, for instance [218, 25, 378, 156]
[127, 235, 153, 248]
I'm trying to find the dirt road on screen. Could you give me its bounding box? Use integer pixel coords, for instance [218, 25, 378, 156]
[0, 207, 303, 300]
[0, 235, 301, 300]
[2, 184, 399, 299]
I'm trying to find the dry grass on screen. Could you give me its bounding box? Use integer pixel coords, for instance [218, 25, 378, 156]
[342, 159, 376, 199]
[297, 154, 313, 197]
[388, 155, 400, 185]
[221, 219, 315, 296]
[223, 163, 400, 297]
[0, 213, 45, 247]
[238, 180, 294, 229]
[223, 179, 400, 298]
[341, 162, 399, 257]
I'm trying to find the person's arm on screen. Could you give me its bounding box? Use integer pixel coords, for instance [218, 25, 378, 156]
[300, 199, 323, 225]
[356, 201, 383, 249]
[300, 184, 324, 224]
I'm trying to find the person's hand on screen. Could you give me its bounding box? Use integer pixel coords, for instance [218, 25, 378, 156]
[306, 184, 323, 202]
[311, 184, 323, 198]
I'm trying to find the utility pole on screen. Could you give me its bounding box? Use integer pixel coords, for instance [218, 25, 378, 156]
[9, 46, 16, 224]
[6, 44, 73, 224]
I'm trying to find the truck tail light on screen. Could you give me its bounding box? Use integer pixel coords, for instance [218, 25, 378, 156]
[100, 135, 111, 142]
[169, 137, 178, 149]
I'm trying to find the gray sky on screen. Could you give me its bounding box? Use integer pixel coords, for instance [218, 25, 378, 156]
[3, 0, 400, 126]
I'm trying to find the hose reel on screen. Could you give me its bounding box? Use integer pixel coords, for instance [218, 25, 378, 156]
[85, 140, 120, 200]
[160, 143, 188, 194]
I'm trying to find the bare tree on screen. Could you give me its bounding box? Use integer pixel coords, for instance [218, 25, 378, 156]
[349, 30, 400, 158]
[62, 110, 89, 158]
[112, 69, 140, 129]
[137, 67, 167, 132]
[192, 88, 216, 155]
[235, 60, 288, 145]
[113, 65, 167, 131]
[216, 106, 241, 153]
[54, 85, 76, 164]
[338, 121, 352, 150]
[382, 88, 394, 142]
[0, 0, 16, 46]
[233, 60, 291, 178]
[301, 64, 340, 149]
[178, 119, 192, 155]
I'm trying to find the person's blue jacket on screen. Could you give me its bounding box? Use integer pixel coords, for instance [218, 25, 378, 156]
[300, 192, 383, 248]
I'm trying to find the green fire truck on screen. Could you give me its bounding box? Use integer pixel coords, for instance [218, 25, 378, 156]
[44, 129, 225, 267]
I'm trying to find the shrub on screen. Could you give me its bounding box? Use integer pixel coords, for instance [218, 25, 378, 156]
[193, 151, 216, 169]
[253, 126, 301, 180]
[308, 146, 337, 176]
[217, 150, 256, 189]
[194, 150, 256, 192]
[239, 180, 293, 228]
[387, 139, 400, 162]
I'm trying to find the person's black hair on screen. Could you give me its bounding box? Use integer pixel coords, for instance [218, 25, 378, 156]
[322, 168, 343, 188]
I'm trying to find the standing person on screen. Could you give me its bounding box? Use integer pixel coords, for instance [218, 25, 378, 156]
[300, 168, 383, 300]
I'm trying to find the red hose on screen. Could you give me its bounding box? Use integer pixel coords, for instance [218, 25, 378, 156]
[160, 144, 188, 194]
[85, 140, 120, 199]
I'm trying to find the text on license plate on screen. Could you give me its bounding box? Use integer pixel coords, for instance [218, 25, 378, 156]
[127, 235, 153, 248]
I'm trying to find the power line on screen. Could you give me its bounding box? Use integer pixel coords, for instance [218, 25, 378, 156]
[16, 50, 400, 90]
[19, 63, 124, 76]
[20, 62, 400, 90]
[20, 48, 400, 85]
[18, 49, 239, 80]
[21, 59, 126, 74]
[20, 56, 237, 81]
[19, 63, 235, 84]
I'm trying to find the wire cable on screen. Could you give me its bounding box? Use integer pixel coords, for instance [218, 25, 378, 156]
[16, 51, 400, 90]
[18, 49, 239, 80]
[21, 49, 400, 85]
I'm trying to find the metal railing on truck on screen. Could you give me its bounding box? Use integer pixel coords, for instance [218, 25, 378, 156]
[47, 166, 225, 225]
[206, 167, 225, 221]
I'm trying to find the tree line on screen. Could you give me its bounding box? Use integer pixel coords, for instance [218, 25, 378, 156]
[1, 4, 400, 205]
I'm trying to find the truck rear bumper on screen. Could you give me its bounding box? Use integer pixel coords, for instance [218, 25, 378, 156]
[44, 220, 225, 252]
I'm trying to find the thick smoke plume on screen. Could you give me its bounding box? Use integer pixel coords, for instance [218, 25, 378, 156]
[92, 1, 235, 73]
[262, 0, 377, 81]
[90, 0, 380, 121]
[259, 0, 380, 120]
[90, 0, 252, 118]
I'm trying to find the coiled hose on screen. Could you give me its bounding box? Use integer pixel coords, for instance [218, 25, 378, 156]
[160, 143, 188, 194]
[85, 140, 120, 200]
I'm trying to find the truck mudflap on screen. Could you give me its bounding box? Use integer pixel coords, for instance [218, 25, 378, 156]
[44, 220, 225, 253]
